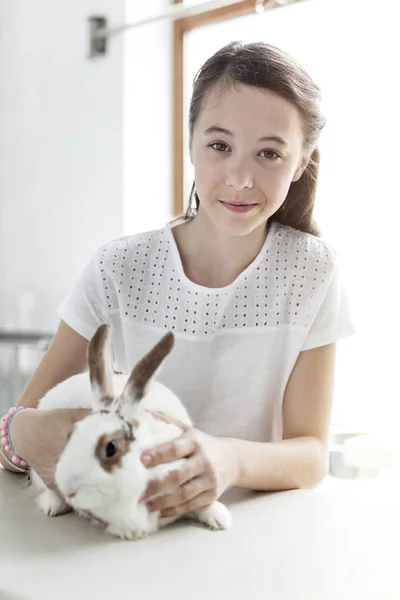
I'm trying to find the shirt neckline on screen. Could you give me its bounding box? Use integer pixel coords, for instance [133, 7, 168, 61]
[163, 217, 277, 295]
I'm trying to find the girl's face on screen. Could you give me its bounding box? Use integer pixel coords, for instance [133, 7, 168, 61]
[190, 84, 308, 237]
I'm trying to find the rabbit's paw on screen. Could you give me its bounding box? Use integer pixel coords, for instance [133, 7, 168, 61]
[37, 489, 71, 517]
[106, 522, 148, 541]
[193, 501, 232, 531]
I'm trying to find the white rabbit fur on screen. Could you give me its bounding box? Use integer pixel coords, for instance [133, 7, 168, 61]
[30, 326, 231, 540]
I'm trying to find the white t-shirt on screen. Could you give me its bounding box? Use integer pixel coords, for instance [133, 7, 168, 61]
[58, 218, 354, 443]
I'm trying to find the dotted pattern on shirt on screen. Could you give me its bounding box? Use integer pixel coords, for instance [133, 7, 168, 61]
[98, 222, 336, 336]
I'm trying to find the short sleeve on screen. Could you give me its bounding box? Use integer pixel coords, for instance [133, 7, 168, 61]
[302, 260, 355, 351]
[57, 248, 109, 340]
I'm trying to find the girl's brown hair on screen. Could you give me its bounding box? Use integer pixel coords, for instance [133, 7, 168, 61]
[186, 41, 326, 236]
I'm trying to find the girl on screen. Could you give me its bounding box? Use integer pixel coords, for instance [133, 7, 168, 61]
[1, 41, 354, 519]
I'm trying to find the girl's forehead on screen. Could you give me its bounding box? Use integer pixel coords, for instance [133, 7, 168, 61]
[197, 84, 303, 140]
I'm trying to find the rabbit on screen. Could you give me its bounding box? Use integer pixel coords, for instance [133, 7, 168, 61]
[30, 324, 232, 540]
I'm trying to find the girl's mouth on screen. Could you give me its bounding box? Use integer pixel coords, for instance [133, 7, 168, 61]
[219, 201, 258, 213]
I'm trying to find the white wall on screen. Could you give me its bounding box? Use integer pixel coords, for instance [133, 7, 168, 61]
[0, 0, 126, 332]
[123, 0, 174, 235]
[0, 0, 175, 332]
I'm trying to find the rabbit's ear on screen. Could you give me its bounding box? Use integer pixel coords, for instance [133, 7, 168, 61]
[88, 324, 115, 408]
[120, 332, 174, 404]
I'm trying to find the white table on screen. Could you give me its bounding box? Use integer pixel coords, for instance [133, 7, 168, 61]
[0, 469, 399, 600]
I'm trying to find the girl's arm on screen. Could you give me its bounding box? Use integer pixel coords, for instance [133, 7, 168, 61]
[0, 321, 89, 476]
[230, 342, 336, 490]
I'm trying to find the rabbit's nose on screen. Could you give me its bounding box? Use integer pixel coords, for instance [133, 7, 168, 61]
[64, 481, 80, 498]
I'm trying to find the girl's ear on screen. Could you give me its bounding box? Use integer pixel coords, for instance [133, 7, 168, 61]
[88, 324, 115, 410]
[292, 154, 310, 182]
[120, 332, 175, 405]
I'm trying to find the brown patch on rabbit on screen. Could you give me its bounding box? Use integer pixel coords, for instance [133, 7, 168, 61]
[88, 324, 114, 398]
[95, 427, 135, 472]
[123, 332, 175, 401]
[101, 395, 116, 407]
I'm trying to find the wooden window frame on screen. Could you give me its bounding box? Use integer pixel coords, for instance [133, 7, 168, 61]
[172, 0, 304, 216]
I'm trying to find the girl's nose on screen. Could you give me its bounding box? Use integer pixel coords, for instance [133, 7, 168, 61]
[225, 160, 254, 190]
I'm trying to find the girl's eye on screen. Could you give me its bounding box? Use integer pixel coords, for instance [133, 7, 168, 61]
[259, 150, 280, 160]
[209, 142, 229, 152]
[209, 143, 280, 160]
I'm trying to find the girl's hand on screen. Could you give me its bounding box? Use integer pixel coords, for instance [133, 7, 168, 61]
[140, 412, 238, 518]
[10, 407, 90, 490]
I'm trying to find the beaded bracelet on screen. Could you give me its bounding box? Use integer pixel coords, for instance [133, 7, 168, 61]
[0, 407, 29, 468]
[0, 441, 28, 473]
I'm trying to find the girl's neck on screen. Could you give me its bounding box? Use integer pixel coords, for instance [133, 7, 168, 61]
[172, 210, 269, 289]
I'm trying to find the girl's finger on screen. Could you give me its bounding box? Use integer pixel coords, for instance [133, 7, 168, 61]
[159, 490, 216, 518]
[147, 474, 214, 512]
[141, 431, 198, 467]
[149, 410, 191, 431]
[141, 453, 208, 500]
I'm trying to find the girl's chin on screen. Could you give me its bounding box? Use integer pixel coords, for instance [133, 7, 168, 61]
[215, 215, 269, 237]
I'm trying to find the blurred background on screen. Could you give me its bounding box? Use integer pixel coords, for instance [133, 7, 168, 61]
[0, 0, 399, 481]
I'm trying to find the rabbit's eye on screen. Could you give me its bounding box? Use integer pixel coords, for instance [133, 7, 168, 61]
[106, 441, 119, 458]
